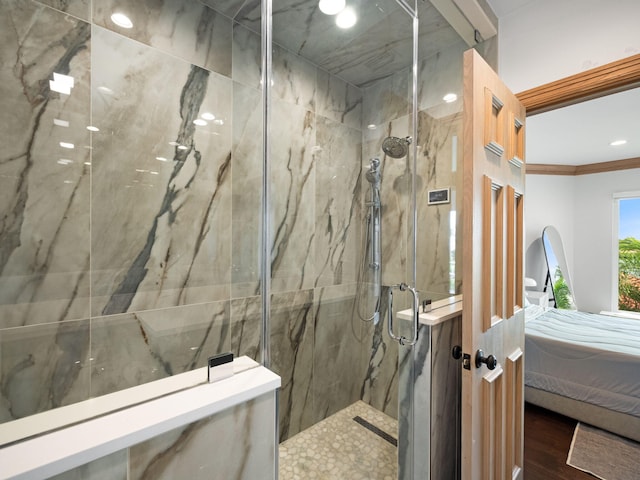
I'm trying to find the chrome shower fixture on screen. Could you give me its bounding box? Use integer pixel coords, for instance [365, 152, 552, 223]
[366, 157, 381, 185]
[382, 136, 412, 159]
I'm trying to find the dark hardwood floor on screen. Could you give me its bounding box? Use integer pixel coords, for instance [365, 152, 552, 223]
[524, 402, 595, 479]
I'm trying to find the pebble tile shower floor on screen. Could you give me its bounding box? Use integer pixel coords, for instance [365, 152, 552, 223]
[279, 401, 398, 479]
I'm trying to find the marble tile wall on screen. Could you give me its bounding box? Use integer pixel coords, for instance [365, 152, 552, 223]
[398, 316, 461, 480]
[51, 391, 277, 480]
[0, 0, 261, 423]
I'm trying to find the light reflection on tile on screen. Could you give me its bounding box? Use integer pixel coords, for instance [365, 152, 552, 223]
[93, 0, 232, 76]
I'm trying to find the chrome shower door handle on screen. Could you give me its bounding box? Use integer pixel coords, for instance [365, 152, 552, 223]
[387, 283, 419, 346]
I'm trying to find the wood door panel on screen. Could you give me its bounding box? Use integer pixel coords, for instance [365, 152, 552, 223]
[482, 367, 504, 480]
[462, 48, 526, 479]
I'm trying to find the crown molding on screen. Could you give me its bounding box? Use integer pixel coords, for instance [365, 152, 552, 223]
[516, 53, 640, 116]
[527, 157, 640, 176]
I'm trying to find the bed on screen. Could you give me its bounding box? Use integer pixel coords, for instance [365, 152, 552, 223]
[524, 305, 640, 442]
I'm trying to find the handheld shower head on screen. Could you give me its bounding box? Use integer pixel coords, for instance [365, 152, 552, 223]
[382, 136, 412, 159]
[366, 157, 381, 185]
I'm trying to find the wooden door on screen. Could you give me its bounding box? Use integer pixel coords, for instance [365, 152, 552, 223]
[461, 49, 526, 480]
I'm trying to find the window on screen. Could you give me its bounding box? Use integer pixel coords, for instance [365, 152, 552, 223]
[615, 194, 640, 313]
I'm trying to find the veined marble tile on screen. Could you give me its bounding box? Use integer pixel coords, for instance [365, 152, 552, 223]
[269, 100, 316, 294]
[417, 40, 465, 117]
[90, 27, 232, 316]
[0, 319, 90, 422]
[129, 392, 276, 479]
[272, 44, 316, 111]
[199, 0, 250, 20]
[314, 116, 361, 288]
[93, 0, 232, 77]
[430, 317, 461, 480]
[230, 296, 262, 361]
[232, 23, 261, 90]
[270, 289, 314, 441]
[36, 0, 90, 21]
[362, 65, 412, 128]
[415, 109, 463, 297]
[311, 283, 367, 423]
[50, 450, 128, 480]
[231, 81, 262, 298]
[0, 0, 91, 328]
[90, 301, 230, 397]
[316, 69, 363, 130]
[360, 303, 400, 419]
[235, 0, 414, 88]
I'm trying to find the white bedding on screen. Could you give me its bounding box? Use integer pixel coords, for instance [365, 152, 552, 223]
[524, 307, 640, 417]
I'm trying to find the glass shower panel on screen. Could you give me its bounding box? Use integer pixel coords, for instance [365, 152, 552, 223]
[0, 0, 263, 431]
[265, 0, 419, 477]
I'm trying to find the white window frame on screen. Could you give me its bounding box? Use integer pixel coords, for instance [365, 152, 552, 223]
[612, 191, 640, 313]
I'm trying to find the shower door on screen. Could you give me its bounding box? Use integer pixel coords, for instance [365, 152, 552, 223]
[261, 0, 421, 478]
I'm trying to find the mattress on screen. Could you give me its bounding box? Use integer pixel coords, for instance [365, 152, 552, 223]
[524, 307, 640, 417]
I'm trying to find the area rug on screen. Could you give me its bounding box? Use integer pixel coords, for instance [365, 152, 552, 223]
[567, 422, 640, 480]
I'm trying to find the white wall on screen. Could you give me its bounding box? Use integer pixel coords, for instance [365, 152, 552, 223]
[495, 0, 640, 93]
[524, 175, 575, 294]
[526, 169, 640, 312]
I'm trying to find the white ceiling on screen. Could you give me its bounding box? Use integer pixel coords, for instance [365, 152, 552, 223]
[485, 0, 640, 166]
[526, 88, 640, 166]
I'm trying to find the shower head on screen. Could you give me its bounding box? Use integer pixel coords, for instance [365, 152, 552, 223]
[366, 157, 381, 185]
[382, 136, 412, 159]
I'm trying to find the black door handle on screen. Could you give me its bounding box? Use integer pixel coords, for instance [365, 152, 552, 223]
[475, 349, 497, 370]
[452, 345, 462, 360]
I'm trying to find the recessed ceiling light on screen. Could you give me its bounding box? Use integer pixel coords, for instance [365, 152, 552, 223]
[201, 112, 215, 121]
[610, 139, 627, 146]
[54, 118, 69, 127]
[156, 156, 168, 162]
[319, 0, 345, 15]
[367, 124, 377, 130]
[336, 7, 357, 28]
[193, 119, 208, 126]
[177, 145, 188, 150]
[57, 159, 73, 165]
[86, 125, 99, 132]
[60, 142, 75, 149]
[443, 93, 457, 103]
[111, 13, 133, 29]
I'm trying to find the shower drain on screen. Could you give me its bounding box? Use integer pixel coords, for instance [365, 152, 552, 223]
[352, 415, 398, 447]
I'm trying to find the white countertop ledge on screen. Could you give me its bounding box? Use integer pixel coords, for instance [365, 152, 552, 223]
[0, 357, 280, 480]
[397, 295, 463, 326]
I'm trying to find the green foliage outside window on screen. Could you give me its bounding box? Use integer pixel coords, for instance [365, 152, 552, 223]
[619, 237, 640, 313]
[552, 267, 573, 309]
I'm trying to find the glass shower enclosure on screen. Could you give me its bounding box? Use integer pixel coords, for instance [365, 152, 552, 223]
[0, 0, 466, 477]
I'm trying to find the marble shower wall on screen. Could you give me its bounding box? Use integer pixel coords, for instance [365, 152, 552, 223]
[0, 0, 372, 441]
[0, 0, 264, 423]
[0, 2, 466, 461]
